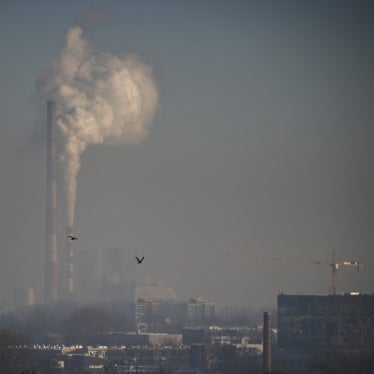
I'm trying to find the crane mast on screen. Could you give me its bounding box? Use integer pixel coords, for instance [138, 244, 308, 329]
[226, 249, 363, 294]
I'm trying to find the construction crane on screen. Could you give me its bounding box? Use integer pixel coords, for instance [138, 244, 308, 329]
[226, 250, 363, 295]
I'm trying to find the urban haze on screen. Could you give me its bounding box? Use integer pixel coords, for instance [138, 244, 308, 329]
[1, 0, 373, 308]
[0, 1, 373, 371]
[1, 0, 373, 306]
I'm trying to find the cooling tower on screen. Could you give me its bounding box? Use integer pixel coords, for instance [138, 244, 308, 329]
[45, 100, 58, 303]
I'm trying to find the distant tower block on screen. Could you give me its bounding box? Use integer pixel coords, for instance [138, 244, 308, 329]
[45, 101, 58, 303]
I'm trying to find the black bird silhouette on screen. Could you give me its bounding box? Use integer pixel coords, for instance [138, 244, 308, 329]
[68, 235, 78, 241]
[135, 256, 144, 264]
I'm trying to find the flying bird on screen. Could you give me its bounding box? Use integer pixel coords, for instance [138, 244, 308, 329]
[68, 235, 78, 241]
[135, 256, 144, 264]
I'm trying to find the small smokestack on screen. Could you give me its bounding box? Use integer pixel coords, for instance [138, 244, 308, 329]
[64, 226, 75, 298]
[45, 101, 58, 303]
[263, 312, 272, 373]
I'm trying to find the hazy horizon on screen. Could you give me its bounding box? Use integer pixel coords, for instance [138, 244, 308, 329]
[0, 0, 373, 309]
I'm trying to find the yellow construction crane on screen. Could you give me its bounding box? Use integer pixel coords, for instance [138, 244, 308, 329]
[226, 250, 363, 295]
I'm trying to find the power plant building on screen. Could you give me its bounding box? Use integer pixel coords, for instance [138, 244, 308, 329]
[13, 287, 35, 309]
[75, 248, 136, 303]
[277, 293, 374, 352]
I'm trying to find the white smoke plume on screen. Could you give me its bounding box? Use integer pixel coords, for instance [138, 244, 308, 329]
[38, 27, 158, 227]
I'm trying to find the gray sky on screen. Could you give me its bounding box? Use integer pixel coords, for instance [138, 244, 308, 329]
[0, 0, 373, 308]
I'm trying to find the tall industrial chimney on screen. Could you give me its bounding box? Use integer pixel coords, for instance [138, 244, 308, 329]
[45, 101, 58, 303]
[263, 312, 272, 373]
[64, 226, 75, 298]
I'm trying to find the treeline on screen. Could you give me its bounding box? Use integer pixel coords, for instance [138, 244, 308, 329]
[0, 301, 135, 345]
[0, 329, 53, 374]
[215, 305, 277, 327]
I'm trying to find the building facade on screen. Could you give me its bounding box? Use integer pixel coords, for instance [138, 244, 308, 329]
[278, 293, 374, 352]
[187, 297, 216, 325]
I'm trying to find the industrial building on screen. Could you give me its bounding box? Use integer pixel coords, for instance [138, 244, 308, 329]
[277, 293, 374, 352]
[13, 287, 35, 309]
[74, 248, 136, 304]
